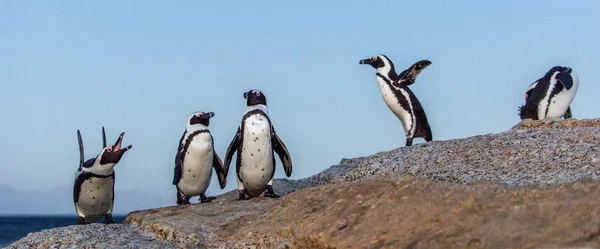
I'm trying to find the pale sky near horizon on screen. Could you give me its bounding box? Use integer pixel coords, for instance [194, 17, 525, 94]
[1, 1, 599, 214]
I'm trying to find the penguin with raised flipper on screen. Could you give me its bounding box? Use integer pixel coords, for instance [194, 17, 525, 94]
[360, 54, 433, 146]
[73, 127, 132, 225]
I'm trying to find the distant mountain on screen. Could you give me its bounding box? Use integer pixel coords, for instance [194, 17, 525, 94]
[0, 183, 171, 215]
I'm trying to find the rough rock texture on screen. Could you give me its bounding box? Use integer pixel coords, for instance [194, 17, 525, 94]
[10, 118, 600, 248]
[280, 117, 600, 192]
[122, 118, 600, 248]
[6, 224, 175, 249]
[126, 176, 600, 249]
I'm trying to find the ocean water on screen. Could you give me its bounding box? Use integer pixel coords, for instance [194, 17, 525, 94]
[0, 215, 127, 248]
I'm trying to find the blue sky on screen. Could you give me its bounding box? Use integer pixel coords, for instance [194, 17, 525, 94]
[1, 1, 599, 214]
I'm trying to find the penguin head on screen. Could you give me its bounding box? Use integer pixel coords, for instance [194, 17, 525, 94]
[547, 66, 576, 90]
[243, 89, 267, 106]
[98, 132, 132, 169]
[187, 111, 214, 129]
[359, 55, 392, 70]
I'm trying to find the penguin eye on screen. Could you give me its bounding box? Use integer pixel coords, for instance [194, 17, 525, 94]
[106, 146, 112, 153]
[195, 112, 203, 117]
[371, 56, 378, 61]
[256, 92, 261, 96]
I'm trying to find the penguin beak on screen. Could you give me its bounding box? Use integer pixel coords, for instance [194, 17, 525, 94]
[112, 132, 132, 153]
[203, 112, 215, 119]
[359, 58, 374, 65]
[243, 92, 248, 99]
[99, 132, 132, 165]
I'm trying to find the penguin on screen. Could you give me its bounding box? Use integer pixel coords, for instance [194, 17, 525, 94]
[223, 89, 292, 200]
[359, 54, 433, 146]
[523, 75, 573, 119]
[519, 66, 579, 120]
[173, 111, 227, 205]
[73, 127, 132, 224]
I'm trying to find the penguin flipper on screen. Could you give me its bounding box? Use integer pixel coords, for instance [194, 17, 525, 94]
[224, 127, 241, 178]
[393, 60, 432, 87]
[525, 80, 540, 101]
[173, 152, 182, 185]
[212, 137, 227, 189]
[102, 126, 107, 148]
[556, 72, 574, 90]
[271, 126, 292, 177]
[173, 131, 186, 185]
[77, 130, 84, 170]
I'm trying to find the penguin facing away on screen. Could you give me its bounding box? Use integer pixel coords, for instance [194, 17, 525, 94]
[519, 66, 578, 120]
[525, 81, 572, 119]
[173, 111, 227, 205]
[73, 127, 132, 225]
[223, 89, 292, 200]
[359, 54, 433, 147]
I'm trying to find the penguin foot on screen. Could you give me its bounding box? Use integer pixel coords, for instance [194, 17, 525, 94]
[177, 197, 191, 205]
[176, 188, 191, 205]
[238, 190, 250, 200]
[76, 216, 89, 225]
[264, 185, 280, 198]
[103, 214, 115, 224]
[405, 137, 413, 147]
[200, 194, 216, 203]
[177, 199, 191, 205]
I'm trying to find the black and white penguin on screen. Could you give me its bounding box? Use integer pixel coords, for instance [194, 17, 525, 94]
[73, 127, 132, 224]
[359, 54, 433, 146]
[525, 81, 572, 119]
[519, 66, 579, 120]
[223, 89, 292, 200]
[173, 111, 227, 205]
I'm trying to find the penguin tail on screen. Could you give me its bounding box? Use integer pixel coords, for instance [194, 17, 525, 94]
[518, 104, 536, 120]
[415, 123, 433, 142]
[518, 105, 525, 119]
[425, 131, 433, 142]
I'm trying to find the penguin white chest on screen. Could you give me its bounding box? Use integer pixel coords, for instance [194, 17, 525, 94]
[240, 114, 274, 197]
[75, 176, 114, 222]
[178, 133, 213, 196]
[376, 77, 414, 135]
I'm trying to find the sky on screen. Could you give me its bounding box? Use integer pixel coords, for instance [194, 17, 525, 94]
[0, 1, 599, 214]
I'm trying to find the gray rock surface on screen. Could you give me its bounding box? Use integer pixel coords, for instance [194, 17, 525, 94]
[6, 224, 176, 249]
[8, 118, 600, 248]
[270, 118, 600, 197]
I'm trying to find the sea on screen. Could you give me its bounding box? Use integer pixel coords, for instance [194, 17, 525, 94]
[0, 215, 127, 248]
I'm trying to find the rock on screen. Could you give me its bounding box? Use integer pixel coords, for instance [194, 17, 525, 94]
[511, 118, 600, 130]
[126, 176, 600, 248]
[10, 118, 600, 248]
[122, 118, 600, 248]
[289, 118, 600, 188]
[6, 224, 176, 249]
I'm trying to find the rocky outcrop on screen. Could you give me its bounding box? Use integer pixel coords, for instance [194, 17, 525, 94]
[126, 176, 600, 249]
[290, 118, 600, 188]
[7, 224, 175, 249]
[9, 118, 600, 248]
